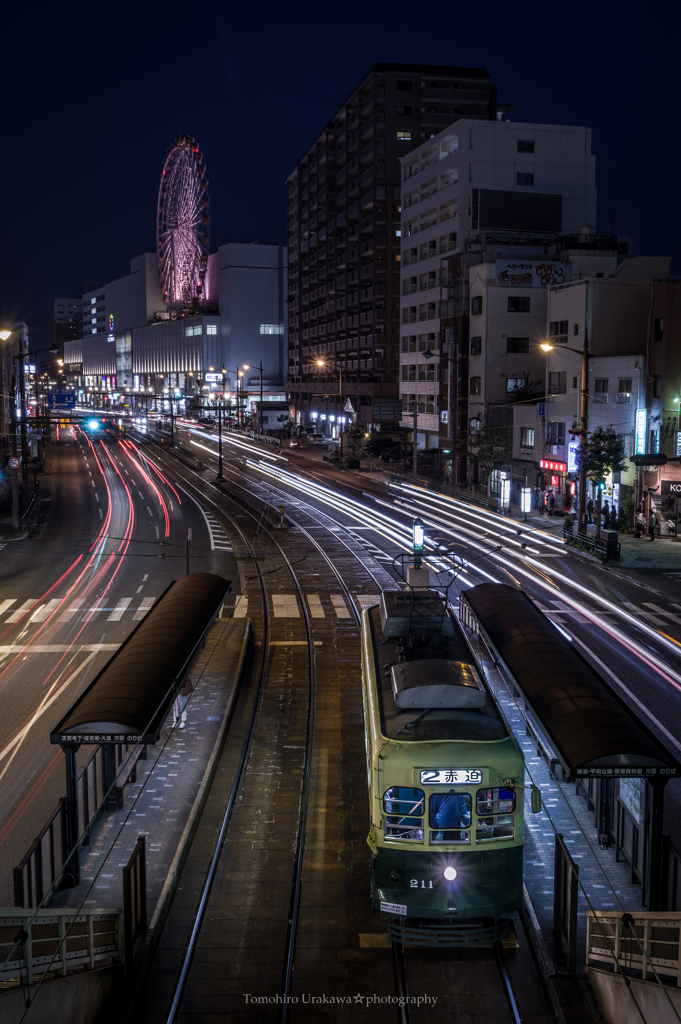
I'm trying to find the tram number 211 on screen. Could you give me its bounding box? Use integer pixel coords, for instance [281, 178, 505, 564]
[410, 879, 434, 889]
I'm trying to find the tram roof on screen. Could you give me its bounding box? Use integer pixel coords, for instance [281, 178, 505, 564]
[462, 583, 680, 781]
[50, 573, 231, 746]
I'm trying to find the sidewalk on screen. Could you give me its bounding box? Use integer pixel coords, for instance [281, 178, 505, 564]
[50, 616, 250, 932]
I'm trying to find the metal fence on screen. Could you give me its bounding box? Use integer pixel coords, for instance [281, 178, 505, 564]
[13, 742, 146, 908]
[0, 907, 121, 985]
[563, 526, 620, 561]
[587, 909, 681, 986]
[123, 836, 147, 967]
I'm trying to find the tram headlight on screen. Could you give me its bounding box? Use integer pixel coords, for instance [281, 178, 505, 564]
[444, 867, 457, 881]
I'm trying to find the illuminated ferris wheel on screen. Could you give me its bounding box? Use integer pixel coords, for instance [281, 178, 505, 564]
[157, 135, 210, 312]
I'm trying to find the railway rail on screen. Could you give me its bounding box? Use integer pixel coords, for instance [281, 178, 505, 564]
[128, 429, 553, 1023]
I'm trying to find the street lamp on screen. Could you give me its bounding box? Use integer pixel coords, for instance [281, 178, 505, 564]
[413, 517, 425, 570]
[315, 358, 345, 457]
[541, 335, 589, 533]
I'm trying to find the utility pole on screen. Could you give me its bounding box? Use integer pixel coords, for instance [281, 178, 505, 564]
[413, 394, 418, 480]
[577, 331, 589, 535]
[217, 403, 224, 480]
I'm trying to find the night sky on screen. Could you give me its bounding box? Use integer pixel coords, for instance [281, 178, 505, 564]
[2, 0, 679, 332]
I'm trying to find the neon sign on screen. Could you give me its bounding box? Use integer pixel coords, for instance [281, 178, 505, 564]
[635, 409, 647, 454]
[540, 459, 566, 472]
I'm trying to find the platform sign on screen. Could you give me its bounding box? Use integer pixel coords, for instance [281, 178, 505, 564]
[47, 390, 76, 410]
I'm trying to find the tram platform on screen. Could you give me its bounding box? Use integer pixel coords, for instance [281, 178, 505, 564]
[49, 615, 251, 942]
[494, 682, 647, 972]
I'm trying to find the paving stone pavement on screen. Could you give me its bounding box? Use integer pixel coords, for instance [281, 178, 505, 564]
[50, 616, 249, 919]
[493, 682, 644, 971]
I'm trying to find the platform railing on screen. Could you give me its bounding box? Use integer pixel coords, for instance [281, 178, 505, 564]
[0, 907, 121, 986]
[587, 909, 681, 986]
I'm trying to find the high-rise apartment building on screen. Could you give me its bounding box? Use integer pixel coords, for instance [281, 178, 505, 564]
[285, 63, 509, 434]
[54, 298, 83, 351]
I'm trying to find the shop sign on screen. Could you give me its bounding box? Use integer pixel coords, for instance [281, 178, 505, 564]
[661, 480, 681, 495]
[675, 431, 681, 457]
[567, 441, 580, 473]
[635, 408, 647, 454]
[540, 459, 566, 472]
[495, 260, 570, 288]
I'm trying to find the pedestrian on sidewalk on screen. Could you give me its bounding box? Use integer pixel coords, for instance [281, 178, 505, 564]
[586, 498, 594, 524]
[634, 512, 645, 538]
[172, 677, 194, 729]
[649, 511, 657, 542]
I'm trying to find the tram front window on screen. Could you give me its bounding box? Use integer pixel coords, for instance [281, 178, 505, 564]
[383, 787, 424, 841]
[429, 792, 471, 844]
[476, 787, 515, 842]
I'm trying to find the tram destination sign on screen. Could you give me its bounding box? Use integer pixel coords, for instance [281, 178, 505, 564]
[420, 769, 483, 785]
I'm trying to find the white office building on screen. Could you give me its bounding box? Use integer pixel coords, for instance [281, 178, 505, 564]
[399, 117, 600, 452]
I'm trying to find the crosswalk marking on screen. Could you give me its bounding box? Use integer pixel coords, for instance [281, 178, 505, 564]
[355, 595, 381, 610]
[0, 600, 16, 615]
[108, 598, 132, 621]
[307, 595, 325, 618]
[133, 597, 156, 621]
[30, 599, 62, 623]
[272, 594, 300, 617]
[233, 595, 248, 618]
[331, 595, 351, 619]
[60, 599, 85, 622]
[6, 600, 38, 623]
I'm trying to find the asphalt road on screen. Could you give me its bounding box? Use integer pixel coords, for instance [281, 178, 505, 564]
[0, 424, 232, 904]
[157, 424, 681, 846]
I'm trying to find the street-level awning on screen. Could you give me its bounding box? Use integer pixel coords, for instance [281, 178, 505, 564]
[460, 583, 680, 780]
[50, 573, 231, 746]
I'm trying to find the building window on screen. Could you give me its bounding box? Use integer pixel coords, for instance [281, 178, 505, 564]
[654, 317, 664, 342]
[573, 323, 579, 335]
[397, 80, 412, 90]
[470, 336, 482, 356]
[517, 172, 534, 186]
[470, 377, 481, 396]
[572, 377, 578, 389]
[260, 324, 283, 334]
[206, 324, 218, 335]
[651, 429, 660, 453]
[397, 105, 412, 115]
[521, 427, 535, 447]
[593, 379, 609, 401]
[546, 422, 566, 445]
[653, 374, 662, 398]
[507, 337, 529, 353]
[506, 377, 527, 392]
[508, 297, 530, 313]
[616, 379, 632, 403]
[549, 320, 568, 342]
[184, 325, 203, 336]
[517, 140, 535, 153]
[471, 296, 482, 315]
[397, 131, 412, 141]
[548, 371, 567, 395]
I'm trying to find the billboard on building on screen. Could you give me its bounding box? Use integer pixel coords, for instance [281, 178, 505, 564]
[495, 260, 571, 288]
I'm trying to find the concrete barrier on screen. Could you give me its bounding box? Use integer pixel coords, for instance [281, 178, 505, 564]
[587, 965, 681, 1024]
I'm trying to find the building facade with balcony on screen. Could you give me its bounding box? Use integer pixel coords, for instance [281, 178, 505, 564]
[285, 62, 508, 434]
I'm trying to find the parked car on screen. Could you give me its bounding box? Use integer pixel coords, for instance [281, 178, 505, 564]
[379, 445, 409, 463]
[363, 438, 398, 456]
[307, 433, 328, 446]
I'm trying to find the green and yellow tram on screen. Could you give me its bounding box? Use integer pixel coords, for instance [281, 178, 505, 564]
[361, 588, 524, 945]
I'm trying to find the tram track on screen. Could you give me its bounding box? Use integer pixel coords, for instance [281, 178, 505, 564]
[140, 440, 540, 1024]
[130, 438, 406, 1022]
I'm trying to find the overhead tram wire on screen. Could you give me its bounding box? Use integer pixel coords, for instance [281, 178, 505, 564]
[137, 431, 412, 1021]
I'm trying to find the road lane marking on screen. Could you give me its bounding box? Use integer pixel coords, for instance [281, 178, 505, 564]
[133, 597, 156, 621]
[307, 595, 325, 618]
[6, 600, 38, 623]
[233, 596, 248, 618]
[0, 644, 120, 653]
[331, 595, 351, 619]
[30, 599, 62, 623]
[272, 594, 300, 617]
[108, 598, 132, 621]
